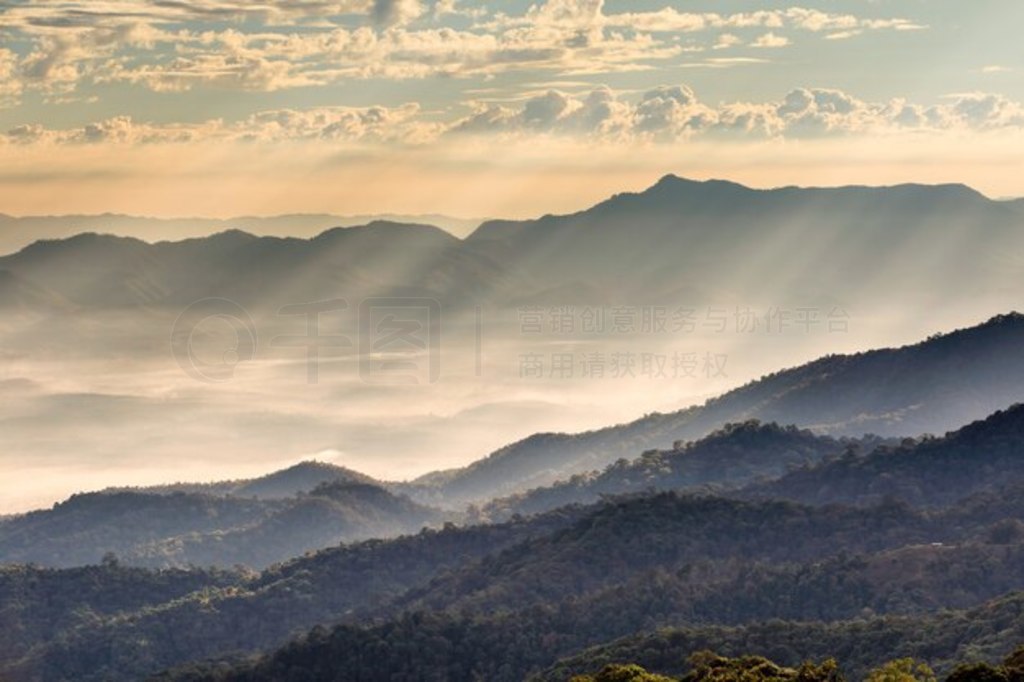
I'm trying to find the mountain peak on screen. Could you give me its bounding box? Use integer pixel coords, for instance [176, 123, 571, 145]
[649, 174, 751, 193]
[209, 228, 257, 242]
[652, 173, 696, 187]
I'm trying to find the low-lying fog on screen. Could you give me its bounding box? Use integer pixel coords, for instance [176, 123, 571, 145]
[0, 298, 1011, 514]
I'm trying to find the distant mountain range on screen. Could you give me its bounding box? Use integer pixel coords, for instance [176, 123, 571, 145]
[0, 222, 514, 310]
[2, 177, 1023, 310]
[0, 212, 485, 254]
[410, 313, 1024, 505]
[467, 176, 1024, 306]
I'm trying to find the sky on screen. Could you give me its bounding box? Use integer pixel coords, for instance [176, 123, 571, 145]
[0, 1, 1022, 218]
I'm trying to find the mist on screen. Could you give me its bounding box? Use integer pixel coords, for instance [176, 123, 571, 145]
[0, 298, 1013, 514]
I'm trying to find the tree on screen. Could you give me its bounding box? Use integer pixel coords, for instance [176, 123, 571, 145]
[1002, 645, 1024, 681]
[944, 663, 1006, 682]
[866, 659, 936, 682]
[681, 651, 843, 682]
[571, 663, 676, 682]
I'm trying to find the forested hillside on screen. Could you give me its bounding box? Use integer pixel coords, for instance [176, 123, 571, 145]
[0, 480, 442, 568]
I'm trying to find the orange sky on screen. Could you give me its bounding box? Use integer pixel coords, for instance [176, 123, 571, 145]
[1, 133, 1021, 220]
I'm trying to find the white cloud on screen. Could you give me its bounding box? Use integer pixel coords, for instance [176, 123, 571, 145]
[448, 85, 1024, 143]
[10, 84, 1024, 150]
[2, 103, 430, 147]
[713, 34, 742, 50]
[824, 30, 861, 41]
[942, 92, 1024, 129]
[543, 4, 923, 36]
[751, 32, 790, 48]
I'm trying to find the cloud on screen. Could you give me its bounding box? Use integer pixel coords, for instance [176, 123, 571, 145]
[824, 30, 860, 41]
[450, 86, 632, 138]
[9, 84, 1024, 151]
[0, 1, 374, 29]
[942, 93, 1024, 129]
[713, 34, 742, 50]
[101, 50, 319, 92]
[2, 103, 431, 147]
[449, 85, 1024, 143]
[78, 14, 684, 93]
[751, 32, 789, 48]
[0, 0, 927, 100]
[0, 49, 22, 104]
[634, 85, 715, 137]
[238, 103, 430, 142]
[522, 4, 925, 36]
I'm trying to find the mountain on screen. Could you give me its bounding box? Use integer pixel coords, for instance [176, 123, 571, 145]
[7, 453, 1024, 680]
[465, 176, 1023, 305]
[149, 487, 1024, 682]
[0, 562, 247, 671]
[0, 268, 70, 311]
[481, 421, 878, 518]
[0, 222, 516, 310]
[753, 403, 1024, 508]
[0, 212, 484, 254]
[485, 399, 1024, 521]
[3, 177, 1024, 312]
[392, 493, 955, 617]
[115, 461, 378, 499]
[164, 593, 1024, 682]
[413, 313, 1024, 504]
[0, 476, 441, 569]
[232, 462, 377, 499]
[0, 505, 589, 681]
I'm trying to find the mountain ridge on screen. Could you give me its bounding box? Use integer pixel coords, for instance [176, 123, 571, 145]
[3, 176, 1022, 309]
[407, 312, 1024, 504]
